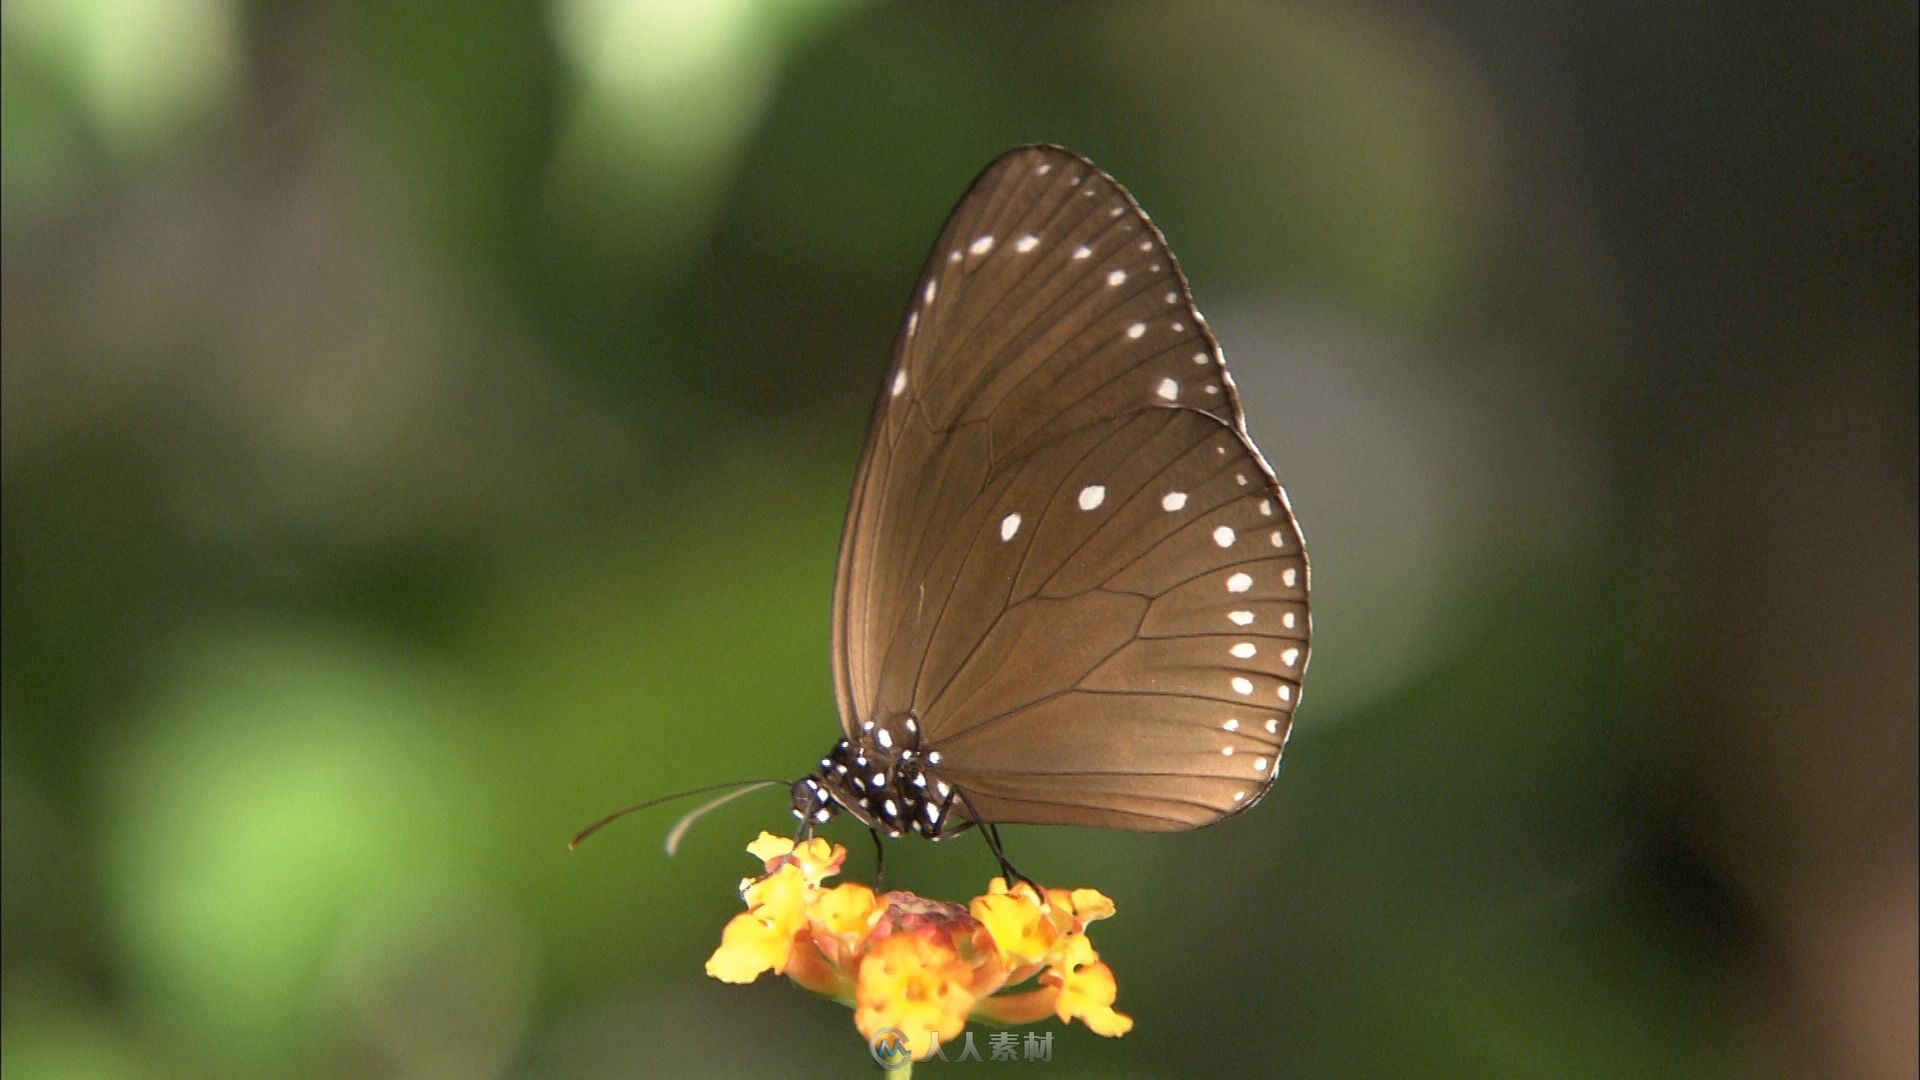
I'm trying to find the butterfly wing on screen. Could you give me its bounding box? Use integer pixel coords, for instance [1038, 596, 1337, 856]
[830, 145, 1310, 830]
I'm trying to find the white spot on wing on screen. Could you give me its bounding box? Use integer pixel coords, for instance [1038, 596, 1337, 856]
[1213, 525, 1237, 548]
[1127, 322, 1146, 339]
[1077, 484, 1106, 511]
[1072, 245, 1093, 260]
[1232, 790, 1247, 803]
[1223, 719, 1239, 731]
[1253, 756, 1268, 773]
[1281, 648, 1301, 668]
[1014, 234, 1039, 252]
[1107, 269, 1127, 287]
[1162, 491, 1188, 511]
[1231, 676, 1253, 695]
[891, 371, 908, 397]
[1226, 572, 1252, 593]
[923, 279, 937, 304]
[969, 234, 995, 255]
[1283, 612, 1296, 629]
[1282, 567, 1298, 588]
[1156, 377, 1179, 401]
[1230, 642, 1257, 659]
[1192, 351, 1210, 365]
[1229, 609, 1254, 625]
[1265, 718, 1280, 734]
[999, 513, 1022, 541]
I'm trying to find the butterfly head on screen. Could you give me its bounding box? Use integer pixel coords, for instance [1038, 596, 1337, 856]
[789, 773, 836, 830]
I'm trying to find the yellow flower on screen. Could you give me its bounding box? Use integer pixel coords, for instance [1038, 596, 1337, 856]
[705, 832, 1134, 1062]
[854, 930, 975, 1060]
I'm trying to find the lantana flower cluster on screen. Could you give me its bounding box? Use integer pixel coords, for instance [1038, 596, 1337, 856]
[706, 832, 1133, 1061]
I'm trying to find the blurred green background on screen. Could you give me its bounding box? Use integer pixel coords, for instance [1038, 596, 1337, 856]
[3, 2, 1914, 1077]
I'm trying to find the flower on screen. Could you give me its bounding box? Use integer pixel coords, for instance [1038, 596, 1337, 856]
[706, 831, 1134, 1061]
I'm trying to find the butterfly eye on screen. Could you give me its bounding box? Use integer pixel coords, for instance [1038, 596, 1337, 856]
[814, 145, 1310, 854]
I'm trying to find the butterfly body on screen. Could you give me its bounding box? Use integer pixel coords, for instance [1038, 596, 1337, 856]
[792, 729, 960, 840]
[795, 145, 1310, 844]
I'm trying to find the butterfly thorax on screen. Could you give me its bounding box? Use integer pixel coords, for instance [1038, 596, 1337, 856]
[791, 720, 962, 840]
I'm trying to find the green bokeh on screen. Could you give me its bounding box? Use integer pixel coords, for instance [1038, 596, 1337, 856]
[3, 2, 1912, 1077]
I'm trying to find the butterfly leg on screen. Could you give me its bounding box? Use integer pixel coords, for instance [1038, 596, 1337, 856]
[951, 787, 1043, 894]
[870, 827, 888, 887]
[982, 823, 1044, 896]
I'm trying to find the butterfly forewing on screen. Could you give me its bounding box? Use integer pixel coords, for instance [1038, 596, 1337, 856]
[830, 145, 1309, 831]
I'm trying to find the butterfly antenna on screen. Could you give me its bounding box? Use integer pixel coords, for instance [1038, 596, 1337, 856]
[664, 781, 784, 856]
[570, 778, 786, 850]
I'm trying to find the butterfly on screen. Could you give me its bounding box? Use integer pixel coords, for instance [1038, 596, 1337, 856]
[574, 146, 1309, 879]
[778, 144, 1312, 879]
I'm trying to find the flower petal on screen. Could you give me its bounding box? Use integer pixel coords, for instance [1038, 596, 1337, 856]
[816, 882, 879, 935]
[745, 831, 794, 864]
[705, 909, 792, 983]
[788, 836, 845, 882]
[970, 890, 1057, 966]
[1050, 935, 1133, 1036]
[1066, 888, 1116, 925]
